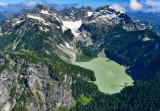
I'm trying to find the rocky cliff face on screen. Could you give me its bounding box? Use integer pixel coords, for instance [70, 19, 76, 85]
[60, 6, 93, 21]
[83, 5, 150, 31]
[0, 52, 72, 111]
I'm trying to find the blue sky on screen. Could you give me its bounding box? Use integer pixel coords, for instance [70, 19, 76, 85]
[0, 0, 160, 12]
[0, 0, 128, 4]
[0, 0, 129, 8]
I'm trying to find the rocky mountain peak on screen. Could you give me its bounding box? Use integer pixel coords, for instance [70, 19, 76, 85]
[80, 6, 92, 11]
[91, 5, 127, 20]
[84, 5, 150, 31]
[60, 6, 93, 21]
[50, 7, 58, 13]
[32, 4, 49, 12]
[86, 5, 125, 25]
[96, 5, 113, 12]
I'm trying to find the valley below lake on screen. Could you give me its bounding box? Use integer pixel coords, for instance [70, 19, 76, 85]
[75, 58, 134, 94]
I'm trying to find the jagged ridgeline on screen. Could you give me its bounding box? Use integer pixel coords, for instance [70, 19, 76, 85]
[0, 4, 94, 63]
[0, 4, 160, 111]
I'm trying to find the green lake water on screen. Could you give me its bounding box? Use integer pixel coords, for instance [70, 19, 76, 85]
[75, 58, 134, 94]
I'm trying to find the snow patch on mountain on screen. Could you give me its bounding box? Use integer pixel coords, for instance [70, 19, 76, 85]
[87, 12, 93, 17]
[61, 25, 68, 33]
[62, 21, 82, 37]
[87, 7, 123, 25]
[12, 19, 24, 26]
[92, 11, 119, 20]
[27, 14, 45, 22]
[143, 37, 151, 41]
[59, 42, 73, 49]
[65, 42, 73, 49]
[12, 30, 23, 50]
[39, 27, 49, 32]
[27, 14, 52, 26]
[40, 10, 51, 15]
[0, 27, 3, 36]
[45, 50, 50, 54]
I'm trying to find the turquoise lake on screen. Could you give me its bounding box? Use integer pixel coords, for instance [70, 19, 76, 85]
[75, 58, 134, 94]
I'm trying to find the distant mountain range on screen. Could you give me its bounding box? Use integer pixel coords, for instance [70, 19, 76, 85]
[0, 9, 30, 23]
[128, 11, 160, 34]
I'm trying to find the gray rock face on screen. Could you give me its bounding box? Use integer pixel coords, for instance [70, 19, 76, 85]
[0, 53, 72, 111]
[60, 6, 93, 21]
[0, 59, 4, 65]
[84, 5, 150, 31]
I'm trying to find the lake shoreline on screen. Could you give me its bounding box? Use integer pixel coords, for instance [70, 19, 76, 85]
[75, 57, 134, 94]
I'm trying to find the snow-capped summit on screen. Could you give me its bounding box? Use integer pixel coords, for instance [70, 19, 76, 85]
[84, 5, 150, 31]
[87, 5, 130, 25]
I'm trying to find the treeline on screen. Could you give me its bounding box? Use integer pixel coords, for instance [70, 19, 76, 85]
[9, 51, 96, 82]
[70, 24, 160, 110]
[71, 73, 160, 111]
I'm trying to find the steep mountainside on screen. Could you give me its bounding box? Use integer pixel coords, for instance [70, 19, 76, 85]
[0, 51, 95, 111]
[0, 5, 78, 63]
[0, 4, 160, 111]
[78, 5, 160, 80]
[0, 52, 72, 111]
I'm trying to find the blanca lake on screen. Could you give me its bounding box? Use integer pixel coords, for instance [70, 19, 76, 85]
[75, 58, 134, 94]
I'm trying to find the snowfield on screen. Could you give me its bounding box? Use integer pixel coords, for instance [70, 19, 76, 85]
[87, 12, 93, 17]
[62, 21, 82, 37]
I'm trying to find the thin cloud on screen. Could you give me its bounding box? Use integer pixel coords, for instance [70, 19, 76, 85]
[1, 0, 160, 13]
[110, 3, 126, 13]
[145, 0, 160, 12]
[129, 0, 143, 11]
[0, 2, 7, 6]
[24, 2, 37, 7]
[0, 1, 79, 12]
[145, 0, 160, 6]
